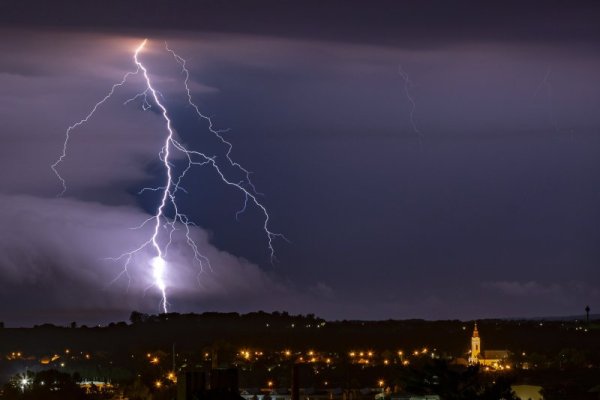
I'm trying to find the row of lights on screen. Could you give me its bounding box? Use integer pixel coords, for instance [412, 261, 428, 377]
[263, 378, 388, 389]
[234, 348, 428, 365]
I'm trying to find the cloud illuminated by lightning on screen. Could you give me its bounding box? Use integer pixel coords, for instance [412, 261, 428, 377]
[51, 39, 286, 312]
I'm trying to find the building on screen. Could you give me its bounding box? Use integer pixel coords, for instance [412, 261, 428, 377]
[468, 323, 511, 369]
[177, 368, 244, 400]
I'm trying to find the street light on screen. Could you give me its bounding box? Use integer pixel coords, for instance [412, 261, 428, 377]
[19, 377, 30, 391]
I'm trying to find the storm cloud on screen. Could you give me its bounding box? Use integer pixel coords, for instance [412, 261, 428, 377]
[1, 3, 599, 324]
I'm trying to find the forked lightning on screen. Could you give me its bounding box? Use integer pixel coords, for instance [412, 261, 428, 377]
[51, 39, 285, 312]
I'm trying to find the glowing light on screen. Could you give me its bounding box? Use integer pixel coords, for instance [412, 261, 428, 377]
[167, 372, 177, 383]
[151, 256, 166, 292]
[19, 376, 31, 392]
[53, 38, 286, 312]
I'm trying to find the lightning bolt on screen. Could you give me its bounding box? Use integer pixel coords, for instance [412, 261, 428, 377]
[51, 39, 286, 313]
[51, 68, 139, 196]
[533, 66, 574, 140]
[534, 66, 560, 134]
[398, 65, 423, 148]
[160, 42, 288, 259]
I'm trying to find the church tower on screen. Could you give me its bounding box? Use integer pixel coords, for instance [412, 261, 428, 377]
[470, 322, 481, 363]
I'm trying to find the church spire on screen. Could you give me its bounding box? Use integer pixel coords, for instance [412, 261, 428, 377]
[470, 321, 481, 364]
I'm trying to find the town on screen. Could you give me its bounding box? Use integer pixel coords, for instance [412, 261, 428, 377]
[0, 312, 598, 399]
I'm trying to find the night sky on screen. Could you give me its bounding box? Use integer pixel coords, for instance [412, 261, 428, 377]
[1, 1, 599, 326]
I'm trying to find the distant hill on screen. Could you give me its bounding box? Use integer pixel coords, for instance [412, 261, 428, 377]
[1, 311, 598, 358]
[504, 314, 599, 321]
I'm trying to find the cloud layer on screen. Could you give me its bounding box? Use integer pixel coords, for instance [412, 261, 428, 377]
[1, 28, 598, 324]
[0, 194, 296, 326]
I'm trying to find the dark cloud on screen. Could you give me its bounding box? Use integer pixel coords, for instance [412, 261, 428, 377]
[481, 281, 600, 317]
[2, 1, 600, 48]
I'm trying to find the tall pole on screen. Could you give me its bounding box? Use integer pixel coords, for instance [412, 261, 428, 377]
[585, 305, 590, 324]
[172, 343, 176, 372]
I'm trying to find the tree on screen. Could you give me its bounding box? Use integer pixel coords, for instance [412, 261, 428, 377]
[123, 378, 151, 400]
[129, 311, 149, 324]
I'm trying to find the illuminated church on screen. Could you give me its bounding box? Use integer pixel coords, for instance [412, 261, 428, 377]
[468, 323, 510, 368]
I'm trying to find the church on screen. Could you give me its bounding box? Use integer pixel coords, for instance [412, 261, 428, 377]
[468, 323, 511, 369]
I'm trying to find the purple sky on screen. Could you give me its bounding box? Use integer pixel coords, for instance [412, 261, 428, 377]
[0, 1, 599, 326]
